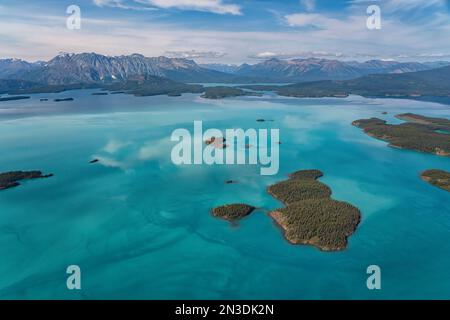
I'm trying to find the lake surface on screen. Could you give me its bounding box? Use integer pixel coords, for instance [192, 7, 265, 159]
[0, 90, 449, 299]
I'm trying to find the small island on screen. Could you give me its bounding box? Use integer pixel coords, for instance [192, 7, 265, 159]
[201, 86, 246, 99]
[0, 95, 30, 102]
[268, 170, 361, 251]
[352, 113, 450, 156]
[212, 204, 255, 222]
[421, 169, 450, 192]
[201, 86, 262, 99]
[256, 119, 274, 122]
[0, 171, 53, 190]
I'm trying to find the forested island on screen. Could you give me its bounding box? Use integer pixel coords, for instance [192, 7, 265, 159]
[211, 170, 361, 251]
[201, 86, 262, 99]
[352, 113, 450, 156]
[0, 171, 53, 190]
[211, 204, 256, 222]
[421, 169, 450, 192]
[267, 170, 361, 251]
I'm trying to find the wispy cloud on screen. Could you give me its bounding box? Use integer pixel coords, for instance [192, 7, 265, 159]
[94, 0, 242, 15]
[93, 0, 158, 11]
[248, 50, 450, 61]
[349, 0, 447, 12]
[300, 0, 316, 12]
[284, 13, 340, 28]
[164, 50, 226, 59]
[249, 51, 347, 60]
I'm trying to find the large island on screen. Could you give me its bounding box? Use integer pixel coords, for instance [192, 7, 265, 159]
[201, 86, 262, 99]
[267, 170, 361, 251]
[352, 113, 450, 156]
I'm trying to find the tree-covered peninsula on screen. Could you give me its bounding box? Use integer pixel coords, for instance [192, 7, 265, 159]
[352, 113, 450, 156]
[0, 171, 53, 190]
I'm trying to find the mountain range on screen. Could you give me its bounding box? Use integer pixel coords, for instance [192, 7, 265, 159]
[201, 58, 450, 82]
[0, 53, 241, 86]
[1, 52, 450, 97]
[1, 53, 450, 88]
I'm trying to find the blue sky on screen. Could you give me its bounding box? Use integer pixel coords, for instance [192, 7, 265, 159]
[0, 0, 449, 63]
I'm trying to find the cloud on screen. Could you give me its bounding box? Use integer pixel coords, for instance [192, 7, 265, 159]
[94, 0, 242, 15]
[415, 53, 450, 58]
[93, 0, 158, 10]
[249, 51, 278, 59]
[300, 0, 315, 12]
[284, 13, 340, 28]
[249, 50, 450, 61]
[164, 50, 226, 59]
[249, 51, 347, 60]
[2, 3, 450, 64]
[349, 0, 447, 12]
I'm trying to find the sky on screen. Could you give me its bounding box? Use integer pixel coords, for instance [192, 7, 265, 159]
[0, 0, 449, 64]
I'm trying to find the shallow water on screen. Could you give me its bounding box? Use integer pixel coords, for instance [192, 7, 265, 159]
[0, 91, 449, 299]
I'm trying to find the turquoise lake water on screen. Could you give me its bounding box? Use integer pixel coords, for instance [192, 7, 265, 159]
[0, 90, 449, 299]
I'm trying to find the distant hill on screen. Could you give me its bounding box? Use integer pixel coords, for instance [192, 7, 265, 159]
[199, 63, 240, 74]
[210, 58, 449, 82]
[242, 65, 450, 98]
[0, 59, 43, 79]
